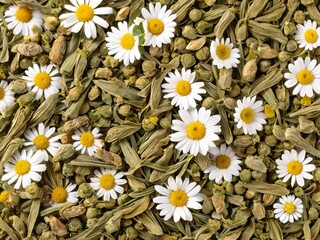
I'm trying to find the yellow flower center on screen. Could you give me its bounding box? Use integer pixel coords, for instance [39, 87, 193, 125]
[76, 4, 94, 22]
[216, 44, 231, 60]
[296, 69, 314, 85]
[147, 18, 164, 35]
[80, 132, 94, 147]
[14, 160, 31, 175]
[0, 87, 4, 100]
[51, 186, 68, 203]
[149, 116, 159, 125]
[301, 96, 312, 106]
[100, 174, 115, 190]
[33, 135, 49, 150]
[287, 161, 303, 175]
[176, 80, 191, 96]
[170, 190, 188, 207]
[0, 191, 9, 203]
[15, 6, 33, 23]
[264, 104, 275, 118]
[34, 72, 51, 89]
[215, 154, 231, 169]
[240, 107, 255, 124]
[186, 121, 206, 140]
[120, 33, 135, 50]
[284, 202, 296, 214]
[304, 29, 318, 43]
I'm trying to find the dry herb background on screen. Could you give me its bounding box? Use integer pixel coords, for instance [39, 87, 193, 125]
[1, 0, 320, 239]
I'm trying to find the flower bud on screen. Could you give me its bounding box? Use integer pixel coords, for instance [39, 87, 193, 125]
[88, 86, 101, 101]
[126, 226, 139, 239]
[309, 207, 319, 220]
[86, 207, 101, 219]
[118, 104, 132, 117]
[234, 181, 246, 195]
[66, 218, 83, 232]
[44, 16, 59, 31]
[202, 97, 215, 109]
[103, 56, 119, 68]
[116, 7, 130, 21]
[278, 51, 292, 62]
[26, 182, 43, 199]
[189, 9, 202, 22]
[258, 60, 272, 73]
[243, 59, 257, 82]
[286, 39, 298, 52]
[283, 22, 296, 36]
[174, 37, 187, 51]
[35, 222, 49, 235]
[78, 183, 94, 198]
[68, 86, 84, 101]
[196, 46, 210, 60]
[298, 116, 315, 134]
[181, 54, 196, 68]
[182, 26, 197, 39]
[9, 80, 28, 94]
[62, 163, 74, 177]
[252, 202, 265, 220]
[142, 118, 155, 131]
[294, 10, 305, 24]
[95, 67, 113, 79]
[160, 118, 171, 129]
[240, 169, 252, 183]
[142, 60, 157, 77]
[196, 21, 212, 34]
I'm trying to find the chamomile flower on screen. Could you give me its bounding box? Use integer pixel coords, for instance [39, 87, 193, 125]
[276, 149, 315, 187]
[141, 2, 177, 47]
[72, 127, 104, 156]
[2, 150, 46, 189]
[204, 144, 242, 184]
[106, 21, 141, 66]
[89, 168, 127, 201]
[153, 176, 203, 222]
[233, 96, 266, 135]
[4, 5, 43, 36]
[273, 195, 303, 224]
[295, 20, 320, 51]
[162, 68, 206, 110]
[284, 57, 320, 97]
[23, 123, 62, 161]
[170, 107, 221, 156]
[210, 38, 240, 69]
[51, 180, 79, 205]
[59, 0, 113, 39]
[22, 63, 61, 100]
[0, 80, 16, 113]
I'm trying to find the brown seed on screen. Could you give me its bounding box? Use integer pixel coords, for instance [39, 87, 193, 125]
[49, 36, 66, 65]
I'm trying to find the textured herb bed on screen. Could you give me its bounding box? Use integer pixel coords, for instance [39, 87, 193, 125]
[1, 0, 320, 239]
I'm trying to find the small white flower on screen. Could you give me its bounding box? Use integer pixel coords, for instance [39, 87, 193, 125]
[295, 20, 320, 51]
[153, 176, 203, 222]
[273, 195, 303, 224]
[276, 149, 315, 187]
[210, 38, 240, 69]
[284, 57, 320, 97]
[89, 168, 127, 201]
[59, 0, 113, 39]
[0, 80, 16, 113]
[23, 123, 61, 161]
[233, 96, 266, 135]
[204, 144, 242, 184]
[141, 2, 177, 47]
[106, 21, 141, 66]
[4, 5, 43, 36]
[2, 150, 46, 189]
[51, 180, 79, 205]
[162, 68, 206, 110]
[22, 63, 61, 100]
[170, 107, 221, 156]
[72, 127, 104, 156]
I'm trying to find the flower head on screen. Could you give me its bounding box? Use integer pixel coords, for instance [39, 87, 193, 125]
[72, 127, 104, 156]
[276, 149, 315, 187]
[59, 0, 113, 39]
[162, 68, 206, 110]
[233, 96, 266, 135]
[210, 38, 240, 69]
[89, 168, 127, 201]
[51, 180, 79, 205]
[284, 57, 320, 97]
[170, 107, 221, 156]
[295, 20, 320, 51]
[0, 80, 16, 113]
[153, 176, 203, 222]
[274, 195, 303, 224]
[2, 150, 46, 189]
[4, 5, 43, 36]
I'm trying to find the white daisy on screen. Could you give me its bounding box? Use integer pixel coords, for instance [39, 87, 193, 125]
[141, 2, 177, 47]
[59, 0, 113, 39]
[233, 96, 266, 135]
[106, 21, 141, 66]
[170, 107, 221, 156]
[284, 57, 320, 97]
[153, 176, 203, 222]
[51, 180, 79, 205]
[204, 144, 242, 184]
[0, 80, 16, 113]
[89, 168, 127, 201]
[72, 127, 104, 156]
[1, 150, 46, 189]
[23, 123, 62, 161]
[295, 20, 320, 51]
[273, 195, 303, 224]
[210, 37, 240, 69]
[276, 149, 315, 187]
[22, 63, 61, 100]
[162, 68, 206, 110]
[4, 5, 43, 36]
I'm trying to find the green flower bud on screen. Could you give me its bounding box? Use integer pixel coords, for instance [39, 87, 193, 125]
[88, 86, 101, 101]
[134, 222, 144, 231]
[223, 97, 236, 110]
[240, 169, 251, 183]
[314, 168, 320, 181]
[182, 26, 197, 40]
[135, 77, 149, 90]
[118, 104, 132, 117]
[87, 218, 99, 228]
[35, 222, 49, 235]
[197, 69, 213, 81]
[88, 110, 101, 122]
[95, 67, 113, 79]
[195, 21, 213, 34]
[174, 37, 187, 51]
[66, 218, 83, 232]
[99, 44, 109, 56]
[160, 118, 171, 129]
[234, 181, 246, 195]
[97, 105, 113, 118]
[68, 86, 84, 101]
[265, 135, 278, 147]
[294, 10, 305, 24]
[126, 226, 138, 239]
[142, 118, 155, 131]
[283, 22, 296, 36]
[44, 16, 59, 31]
[229, 84, 240, 98]
[78, 183, 94, 198]
[142, 60, 157, 77]
[286, 40, 298, 52]
[294, 186, 304, 197]
[9, 80, 28, 94]
[308, 207, 319, 220]
[207, 219, 221, 233]
[181, 54, 196, 68]
[202, 97, 215, 109]
[86, 207, 101, 219]
[246, 146, 256, 155]
[245, 190, 256, 199]
[122, 66, 136, 77]
[278, 51, 292, 62]
[83, 195, 99, 207]
[90, 55, 101, 68]
[103, 56, 119, 68]
[259, 60, 272, 73]
[19, 58, 33, 69]
[196, 46, 210, 60]
[258, 142, 271, 156]
[26, 182, 43, 199]
[312, 191, 320, 204]
[189, 9, 202, 22]
[101, 91, 113, 105]
[79, 102, 90, 115]
[62, 163, 74, 177]
[17, 91, 35, 106]
[252, 171, 267, 181]
[12, 216, 26, 236]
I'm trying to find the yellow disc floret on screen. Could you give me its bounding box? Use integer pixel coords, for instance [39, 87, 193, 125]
[304, 29, 318, 43]
[120, 33, 135, 50]
[0, 190, 9, 203]
[287, 161, 303, 175]
[147, 18, 164, 35]
[186, 121, 206, 140]
[215, 154, 231, 169]
[76, 4, 94, 22]
[170, 190, 188, 207]
[0, 87, 4, 100]
[216, 44, 231, 60]
[240, 108, 255, 124]
[14, 160, 31, 175]
[100, 174, 115, 190]
[80, 132, 94, 147]
[300, 96, 312, 106]
[51, 186, 68, 203]
[264, 104, 275, 118]
[296, 69, 314, 85]
[284, 202, 296, 214]
[34, 72, 51, 89]
[149, 116, 159, 125]
[15, 6, 33, 23]
[176, 80, 191, 96]
[33, 135, 49, 150]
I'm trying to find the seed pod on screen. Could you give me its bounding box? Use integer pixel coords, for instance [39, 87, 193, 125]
[49, 36, 66, 65]
[219, 68, 233, 89]
[186, 37, 206, 51]
[11, 42, 43, 56]
[252, 202, 266, 220]
[245, 155, 267, 173]
[116, 7, 130, 21]
[243, 59, 257, 82]
[233, 135, 254, 148]
[49, 216, 68, 237]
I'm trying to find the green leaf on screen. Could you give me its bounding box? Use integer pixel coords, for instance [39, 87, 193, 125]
[133, 23, 144, 36]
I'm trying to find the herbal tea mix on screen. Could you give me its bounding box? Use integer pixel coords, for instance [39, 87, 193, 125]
[0, 0, 320, 239]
